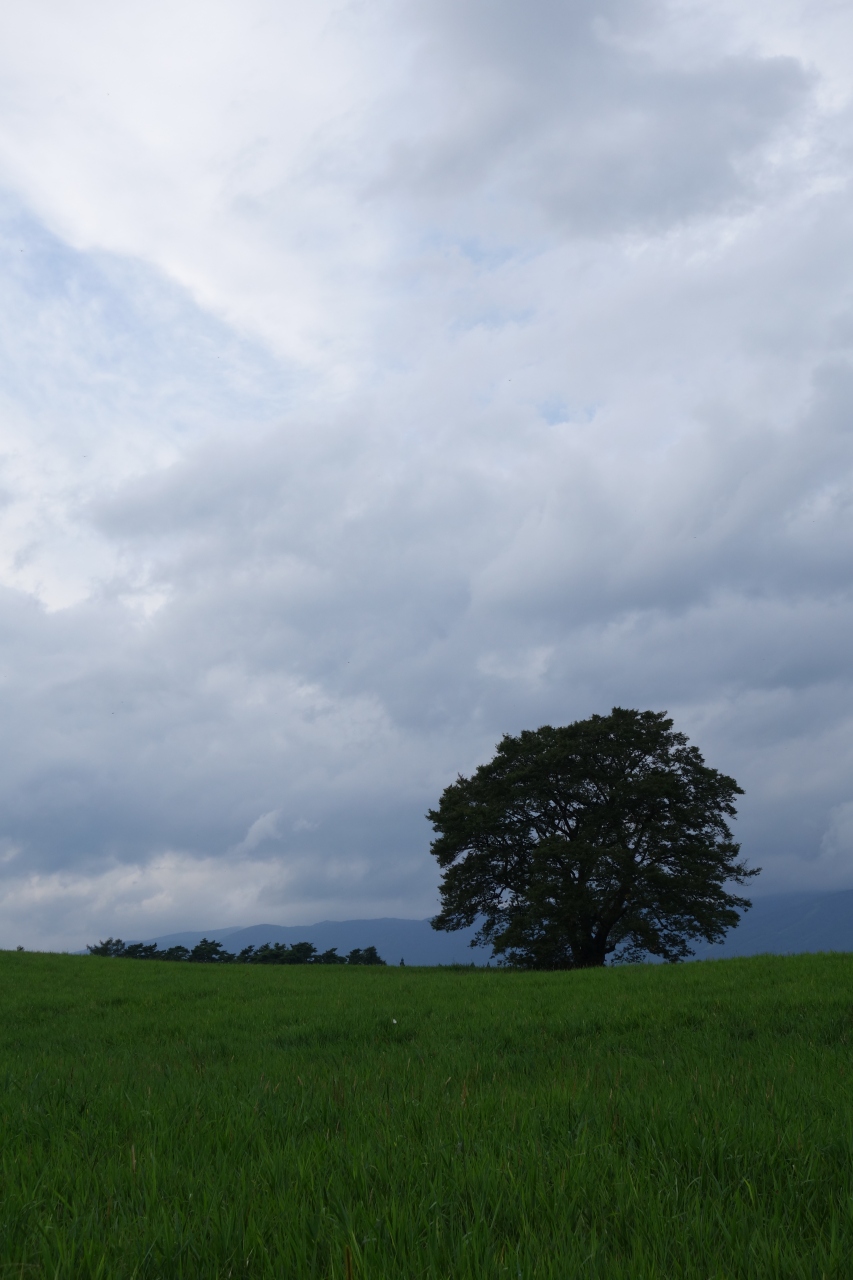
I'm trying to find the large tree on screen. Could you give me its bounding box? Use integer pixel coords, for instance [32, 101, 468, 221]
[429, 708, 758, 968]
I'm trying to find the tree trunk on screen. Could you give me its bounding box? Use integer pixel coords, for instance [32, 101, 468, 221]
[571, 938, 608, 968]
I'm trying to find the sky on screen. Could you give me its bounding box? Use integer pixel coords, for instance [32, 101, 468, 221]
[1, 0, 852, 951]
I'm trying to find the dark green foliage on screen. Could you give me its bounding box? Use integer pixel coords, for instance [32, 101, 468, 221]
[123, 943, 160, 960]
[188, 938, 235, 963]
[86, 937, 128, 957]
[159, 945, 190, 962]
[284, 941, 319, 964]
[1, 950, 853, 1278]
[430, 707, 758, 969]
[87, 937, 386, 965]
[248, 941, 317, 965]
[346, 946, 386, 966]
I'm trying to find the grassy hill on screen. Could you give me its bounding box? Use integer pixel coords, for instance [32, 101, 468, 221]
[2, 949, 852, 1277]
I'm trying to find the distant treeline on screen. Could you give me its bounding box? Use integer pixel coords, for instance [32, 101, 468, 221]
[87, 937, 387, 965]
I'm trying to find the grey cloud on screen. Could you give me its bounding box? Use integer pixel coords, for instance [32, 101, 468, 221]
[49, 351, 850, 889]
[369, 0, 810, 236]
[93, 353, 853, 657]
[0, 1, 851, 949]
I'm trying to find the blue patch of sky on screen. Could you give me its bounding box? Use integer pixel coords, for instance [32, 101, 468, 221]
[451, 235, 521, 271]
[0, 192, 300, 434]
[539, 397, 570, 425]
[538, 398, 600, 425]
[447, 306, 536, 337]
[403, 226, 528, 277]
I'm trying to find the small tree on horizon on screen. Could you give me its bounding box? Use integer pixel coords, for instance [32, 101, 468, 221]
[161, 945, 190, 962]
[87, 938, 128, 957]
[347, 946, 386, 966]
[188, 938, 235, 964]
[429, 708, 759, 969]
[86, 936, 389, 966]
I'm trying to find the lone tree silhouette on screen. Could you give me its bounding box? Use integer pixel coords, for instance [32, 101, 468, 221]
[429, 708, 758, 969]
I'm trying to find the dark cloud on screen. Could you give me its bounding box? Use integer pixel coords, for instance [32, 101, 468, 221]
[370, 0, 809, 236]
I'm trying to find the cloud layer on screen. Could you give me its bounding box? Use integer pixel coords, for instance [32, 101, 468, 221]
[0, 0, 852, 948]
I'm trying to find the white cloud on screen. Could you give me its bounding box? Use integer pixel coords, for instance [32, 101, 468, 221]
[229, 809, 281, 856]
[0, 847, 428, 952]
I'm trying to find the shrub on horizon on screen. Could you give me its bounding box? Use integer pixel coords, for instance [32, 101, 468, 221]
[86, 936, 388, 965]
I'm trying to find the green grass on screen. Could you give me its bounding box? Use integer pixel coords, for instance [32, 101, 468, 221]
[1, 951, 853, 1278]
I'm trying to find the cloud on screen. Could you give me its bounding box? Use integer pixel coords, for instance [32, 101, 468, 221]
[821, 803, 853, 863]
[370, 0, 810, 238]
[0, 0, 851, 948]
[0, 847, 427, 951]
[229, 810, 282, 856]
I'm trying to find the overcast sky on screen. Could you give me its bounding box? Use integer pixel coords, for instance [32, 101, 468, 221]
[1, 0, 852, 950]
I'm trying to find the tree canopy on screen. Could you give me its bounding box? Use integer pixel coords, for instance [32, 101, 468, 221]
[429, 707, 758, 969]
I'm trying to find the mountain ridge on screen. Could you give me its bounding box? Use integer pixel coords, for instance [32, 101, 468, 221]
[129, 890, 853, 965]
[142, 917, 492, 965]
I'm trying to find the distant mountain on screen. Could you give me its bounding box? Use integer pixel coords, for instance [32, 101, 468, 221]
[136, 891, 853, 966]
[144, 918, 493, 966]
[692, 889, 853, 960]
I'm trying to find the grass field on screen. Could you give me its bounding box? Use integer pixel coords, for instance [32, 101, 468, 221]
[2, 951, 852, 1278]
